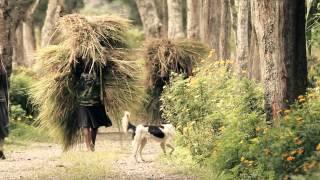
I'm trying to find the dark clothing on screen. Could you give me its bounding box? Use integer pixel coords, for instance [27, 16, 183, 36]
[0, 64, 9, 139]
[73, 60, 102, 106]
[72, 60, 112, 128]
[77, 105, 112, 128]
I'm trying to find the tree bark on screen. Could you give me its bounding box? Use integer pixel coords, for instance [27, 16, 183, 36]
[187, 0, 200, 39]
[135, 0, 162, 38]
[236, 0, 250, 77]
[23, 0, 40, 66]
[219, 0, 231, 60]
[41, 0, 63, 47]
[13, 23, 25, 66]
[251, 0, 307, 125]
[155, 0, 168, 37]
[200, 0, 221, 58]
[167, 0, 185, 39]
[0, 0, 35, 77]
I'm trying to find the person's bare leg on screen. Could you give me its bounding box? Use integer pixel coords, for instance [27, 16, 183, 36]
[91, 128, 98, 151]
[0, 138, 5, 159]
[82, 128, 92, 151]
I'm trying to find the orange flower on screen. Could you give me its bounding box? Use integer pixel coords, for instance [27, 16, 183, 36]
[286, 156, 295, 161]
[294, 137, 303, 145]
[297, 148, 304, 155]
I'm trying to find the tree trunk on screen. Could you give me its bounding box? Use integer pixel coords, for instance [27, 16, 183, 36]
[41, 0, 63, 47]
[13, 23, 25, 66]
[135, 0, 162, 38]
[23, 0, 40, 66]
[167, 0, 185, 39]
[23, 21, 37, 66]
[0, 0, 35, 78]
[219, 0, 231, 60]
[251, 0, 307, 125]
[200, 0, 221, 57]
[306, 0, 319, 57]
[187, 0, 200, 39]
[155, 0, 168, 37]
[236, 0, 250, 77]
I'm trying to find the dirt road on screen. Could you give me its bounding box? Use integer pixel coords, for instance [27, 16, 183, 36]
[0, 130, 196, 180]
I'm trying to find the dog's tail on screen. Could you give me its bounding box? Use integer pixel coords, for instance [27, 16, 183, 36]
[121, 111, 136, 134]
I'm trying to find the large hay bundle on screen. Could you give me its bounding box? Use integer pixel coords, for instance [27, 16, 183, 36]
[144, 39, 209, 123]
[31, 14, 143, 150]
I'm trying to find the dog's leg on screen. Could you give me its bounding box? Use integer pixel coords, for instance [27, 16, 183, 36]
[132, 138, 140, 163]
[139, 138, 147, 162]
[160, 142, 166, 155]
[166, 143, 175, 155]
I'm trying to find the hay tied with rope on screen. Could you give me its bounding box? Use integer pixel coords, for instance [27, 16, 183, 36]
[31, 14, 143, 150]
[144, 39, 209, 123]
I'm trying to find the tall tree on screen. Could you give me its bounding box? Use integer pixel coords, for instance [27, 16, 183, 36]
[23, 0, 40, 66]
[236, 0, 250, 77]
[167, 0, 185, 39]
[200, 0, 221, 59]
[155, 0, 168, 37]
[135, 0, 162, 38]
[0, 0, 35, 77]
[219, 0, 231, 60]
[13, 24, 25, 66]
[251, 0, 307, 125]
[41, 0, 63, 47]
[41, 0, 83, 47]
[187, 0, 200, 39]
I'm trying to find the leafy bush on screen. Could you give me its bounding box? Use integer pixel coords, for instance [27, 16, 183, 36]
[10, 67, 37, 123]
[161, 60, 320, 179]
[161, 61, 265, 164]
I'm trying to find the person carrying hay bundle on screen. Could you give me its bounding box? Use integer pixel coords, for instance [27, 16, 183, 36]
[144, 39, 208, 123]
[31, 14, 143, 151]
[0, 59, 9, 159]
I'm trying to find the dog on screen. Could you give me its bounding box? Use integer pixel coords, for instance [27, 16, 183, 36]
[121, 111, 175, 162]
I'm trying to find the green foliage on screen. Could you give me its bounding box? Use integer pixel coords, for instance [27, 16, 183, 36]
[10, 67, 36, 123]
[161, 60, 265, 164]
[161, 60, 320, 179]
[7, 122, 52, 143]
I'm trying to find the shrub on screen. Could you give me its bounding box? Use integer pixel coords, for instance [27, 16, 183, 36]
[161, 61, 265, 164]
[161, 60, 320, 179]
[10, 67, 37, 123]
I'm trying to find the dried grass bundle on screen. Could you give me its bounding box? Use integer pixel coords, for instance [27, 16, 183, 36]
[144, 39, 208, 123]
[31, 15, 142, 150]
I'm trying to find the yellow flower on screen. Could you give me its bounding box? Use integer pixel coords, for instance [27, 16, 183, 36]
[240, 156, 245, 162]
[298, 98, 306, 103]
[296, 117, 303, 121]
[286, 156, 295, 161]
[207, 50, 214, 58]
[284, 109, 291, 114]
[218, 126, 225, 131]
[298, 95, 304, 99]
[316, 143, 320, 151]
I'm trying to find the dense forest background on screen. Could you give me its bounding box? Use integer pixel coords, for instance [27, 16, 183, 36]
[1, 0, 320, 179]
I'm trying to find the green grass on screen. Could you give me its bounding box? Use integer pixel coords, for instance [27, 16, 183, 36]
[27, 151, 116, 180]
[5, 122, 53, 150]
[158, 146, 213, 180]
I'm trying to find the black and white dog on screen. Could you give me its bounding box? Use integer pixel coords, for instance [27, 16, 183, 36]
[121, 111, 175, 162]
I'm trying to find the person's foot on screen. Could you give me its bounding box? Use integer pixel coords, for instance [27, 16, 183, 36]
[90, 144, 95, 152]
[0, 151, 6, 160]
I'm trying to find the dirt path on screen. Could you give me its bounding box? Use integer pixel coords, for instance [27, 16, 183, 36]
[0, 130, 196, 180]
